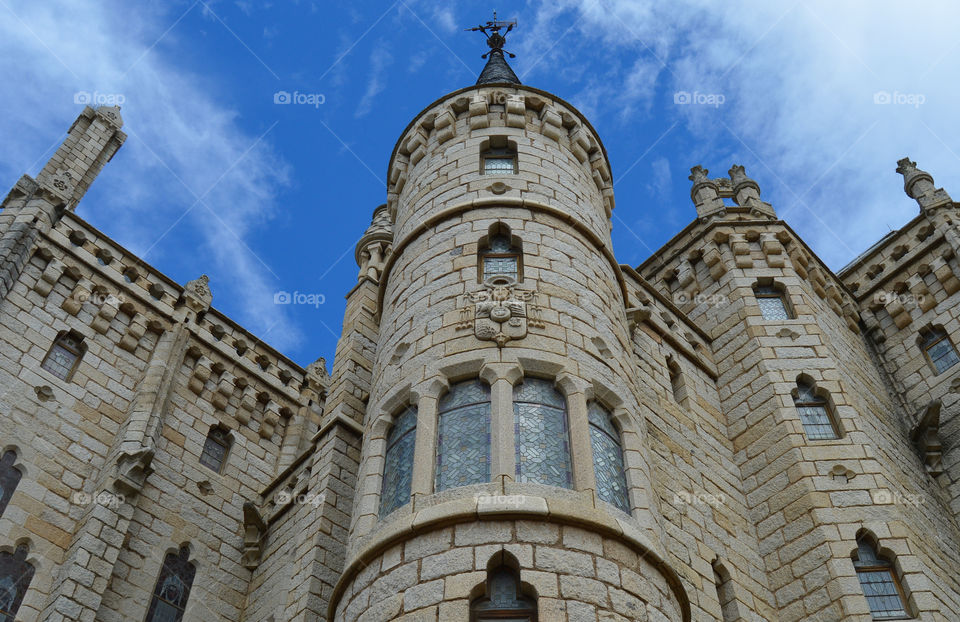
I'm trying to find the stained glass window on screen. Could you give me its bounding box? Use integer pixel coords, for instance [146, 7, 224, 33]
[793, 382, 839, 440]
[514, 378, 572, 488]
[145, 546, 196, 622]
[379, 406, 417, 517]
[436, 381, 491, 492]
[0, 451, 21, 519]
[41, 332, 84, 381]
[470, 566, 537, 620]
[199, 428, 231, 473]
[922, 329, 959, 375]
[754, 285, 791, 320]
[0, 544, 33, 622]
[481, 234, 520, 283]
[588, 403, 629, 512]
[854, 537, 908, 620]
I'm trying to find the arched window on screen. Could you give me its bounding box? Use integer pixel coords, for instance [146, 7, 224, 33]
[41, 330, 86, 381]
[145, 546, 196, 622]
[0, 451, 22, 518]
[0, 544, 34, 621]
[379, 406, 417, 517]
[587, 403, 629, 512]
[199, 427, 231, 474]
[754, 284, 792, 320]
[479, 232, 522, 284]
[436, 380, 491, 492]
[853, 534, 909, 620]
[793, 380, 840, 440]
[920, 328, 959, 375]
[514, 378, 572, 488]
[470, 566, 537, 621]
[712, 560, 741, 622]
[480, 138, 517, 175]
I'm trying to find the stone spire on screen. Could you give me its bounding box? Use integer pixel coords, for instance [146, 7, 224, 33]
[896, 158, 952, 212]
[468, 11, 521, 85]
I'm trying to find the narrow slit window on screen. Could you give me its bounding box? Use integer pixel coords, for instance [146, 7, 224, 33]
[379, 406, 417, 517]
[0, 451, 22, 518]
[482, 147, 517, 175]
[854, 536, 909, 620]
[921, 329, 959, 375]
[0, 544, 34, 622]
[793, 381, 840, 440]
[41, 331, 85, 381]
[480, 234, 521, 283]
[199, 428, 231, 474]
[754, 285, 791, 320]
[145, 546, 196, 622]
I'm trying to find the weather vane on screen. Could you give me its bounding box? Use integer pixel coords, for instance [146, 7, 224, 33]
[466, 10, 518, 59]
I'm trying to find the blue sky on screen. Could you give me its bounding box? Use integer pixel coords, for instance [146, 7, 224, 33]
[1, 0, 959, 367]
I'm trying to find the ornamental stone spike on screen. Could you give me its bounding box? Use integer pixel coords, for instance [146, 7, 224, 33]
[729, 164, 776, 218]
[896, 157, 952, 212]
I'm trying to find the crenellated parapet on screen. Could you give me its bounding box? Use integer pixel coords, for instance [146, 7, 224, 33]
[385, 85, 614, 243]
[688, 164, 775, 222]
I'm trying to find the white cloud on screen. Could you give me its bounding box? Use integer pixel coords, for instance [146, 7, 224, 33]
[355, 43, 393, 118]
[0, 0, 302, 350]
[520, 0, 960, 270]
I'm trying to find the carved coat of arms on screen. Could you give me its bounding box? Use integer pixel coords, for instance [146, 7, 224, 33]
[457, 282, 543, 347]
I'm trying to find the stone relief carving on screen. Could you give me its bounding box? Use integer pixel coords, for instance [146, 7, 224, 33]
[457, 282, 543, 347]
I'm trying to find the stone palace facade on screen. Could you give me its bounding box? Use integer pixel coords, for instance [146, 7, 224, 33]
[0, 30, 959, 622]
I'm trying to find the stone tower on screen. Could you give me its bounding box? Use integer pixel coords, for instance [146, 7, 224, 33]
[2, 14, 960, 622]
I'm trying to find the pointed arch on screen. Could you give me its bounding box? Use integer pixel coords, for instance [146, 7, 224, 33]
[0, 449, 22, 518]
[0, 542, 34, 621]
[470, 551, 537, 621]
[851, 530, 911, 619]
[145, 545, 196, 622]
[792, 375, 841, 440]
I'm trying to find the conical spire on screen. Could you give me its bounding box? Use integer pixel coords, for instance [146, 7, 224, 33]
[467, 11, 521, 85]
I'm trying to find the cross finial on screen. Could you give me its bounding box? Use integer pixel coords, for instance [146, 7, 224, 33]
[466, 10, 518, 58]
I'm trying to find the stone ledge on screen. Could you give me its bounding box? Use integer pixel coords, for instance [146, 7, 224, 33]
[329, 496, 691, 622]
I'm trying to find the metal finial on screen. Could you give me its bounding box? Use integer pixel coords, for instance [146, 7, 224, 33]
[465, 10, 518, 58]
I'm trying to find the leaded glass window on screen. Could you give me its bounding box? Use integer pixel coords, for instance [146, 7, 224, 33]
[854, 537, 909, 620]
[754, 285, 791, 320]
[482, 147, 517, 175]
[199, 428, 231, 473]
[514, 378, 572, 488]
[588, 403, 629, 512]
[436, 381, 491, 491]
[0, 544, 33, 622]
[41, 332, 84, 381]
[470, 566, 537, 621]
[481, 234, 520, 283]
[922, 329, 959, 375]
[793, 382, 839, 440]
[145, 546, 196, 622]
[0, 452, 21, 519]
[379, 406, 417, 517]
